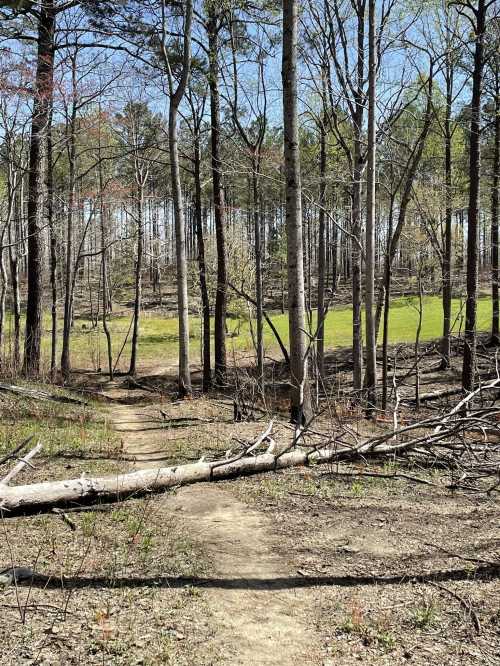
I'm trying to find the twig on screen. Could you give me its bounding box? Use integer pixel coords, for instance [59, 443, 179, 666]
[422, 541, 498, 568]
[0, 436, 34, 467]
[428, 581, 482, 635]
[0, 442, 42, 486]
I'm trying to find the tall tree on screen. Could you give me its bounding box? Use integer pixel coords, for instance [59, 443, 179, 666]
[489, 43, 499, 343]
[159, 0, 193, 396]
[206, 3, 227, 386]
[282, 0, 311, 423]
[186, 86, 211, 391]
[461, 0, 494, 392]
[23, 0, 56, 376]
[364, 0, 377, 409]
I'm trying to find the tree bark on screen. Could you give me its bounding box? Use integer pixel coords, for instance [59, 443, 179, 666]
[440, 52, 454, 366]
[252, 157, 264, 393]
[317, 74, 327, 380]
[170, 107, 192, 395]
[164, 0, 193, 397]
[462, 0, 487, 392]
[193, 132, 211, 391]
[47, 113, 58, 379]
[364, 0, 377, 409]
[207, 8, 227, 386]
[491, 59, 499, 343]
[60, 61, 77, 380]
[23, 0, 55, 377]
[129, 183, 144, 377]
[282, 0, 311, 423]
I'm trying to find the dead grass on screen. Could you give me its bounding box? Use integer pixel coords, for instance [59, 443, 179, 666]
[227, 465, 500, 665]
[0, 495, 222, 665]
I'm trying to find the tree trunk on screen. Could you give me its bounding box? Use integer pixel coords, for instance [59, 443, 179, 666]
[282, 0, 311, 423]
[252, 157, 264, 393]
[165, 0, 193, 396]
[0, 227, 7, 365]
[47, 114, 58, 378]
[207, 9, 227, 386]
[351, 5, 366, 394]
[317, 83, 327, 380]
[23, 0, 55, 377]
[441, 43, 454, 366]
[60, 73, 77, 380]
[364, 0, 377, 409]
[129, 184, 144, 377]
[0, 442, 387, 517]
[98, 121, 113, 380]
[352, 163, 363, 392]
[491, 60, 499, 343]
[193, 133, 211, 391]
[170, 106, 192, 396]
[462, 0, 486, 392]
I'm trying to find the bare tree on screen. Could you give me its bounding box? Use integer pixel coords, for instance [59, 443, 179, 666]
[460, 0, 495, 392]
[364, 0, 377, 409]
[159, 0, 193, 396]
[282, 0, 311, 423]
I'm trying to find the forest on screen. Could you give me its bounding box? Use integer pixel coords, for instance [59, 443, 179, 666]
[0, 0, 499, 664]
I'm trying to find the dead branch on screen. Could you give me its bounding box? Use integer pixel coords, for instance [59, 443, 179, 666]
[0, 436, 34, 467]
[0, 383, 87, 406]
[0, 442, 42, 486]
[428, 581, 482, 635]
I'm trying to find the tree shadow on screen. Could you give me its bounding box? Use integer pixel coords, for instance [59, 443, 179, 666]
[19, 564, 499, 591]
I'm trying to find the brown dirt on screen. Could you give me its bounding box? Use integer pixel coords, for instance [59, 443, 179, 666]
[107, 394, 322, 665]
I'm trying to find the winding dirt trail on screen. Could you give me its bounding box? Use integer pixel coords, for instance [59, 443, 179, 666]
[104, 389, 321, 665]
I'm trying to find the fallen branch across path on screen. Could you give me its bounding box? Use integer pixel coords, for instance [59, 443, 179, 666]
[429, 581, 482, 635]
[1, 385, 499, 516]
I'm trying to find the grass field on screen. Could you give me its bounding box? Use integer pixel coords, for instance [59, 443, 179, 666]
[1, 295, 493, 371]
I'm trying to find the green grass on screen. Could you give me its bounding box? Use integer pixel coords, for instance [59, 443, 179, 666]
[0, 390, 118, 461]
[1, 295, 493, 370]
[248, 295, 491, 352]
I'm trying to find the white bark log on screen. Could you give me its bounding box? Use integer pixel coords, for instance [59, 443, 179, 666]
[0, 446, 357, 515]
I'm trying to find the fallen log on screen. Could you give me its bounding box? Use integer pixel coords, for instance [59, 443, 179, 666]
[0, 440, 411, 516]
[0, 383, 87, 406]
[2, 385, 500, 515]
[0, 441, 42, 485]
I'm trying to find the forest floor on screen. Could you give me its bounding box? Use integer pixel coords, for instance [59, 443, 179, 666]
[0, 343, 499, 664]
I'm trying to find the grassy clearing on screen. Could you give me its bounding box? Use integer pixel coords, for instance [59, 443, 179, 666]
[0, 295, 493, 370]
[74, 295, 494, 368]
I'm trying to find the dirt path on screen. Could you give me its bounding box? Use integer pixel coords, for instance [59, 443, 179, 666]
[106, 395, 321, 665]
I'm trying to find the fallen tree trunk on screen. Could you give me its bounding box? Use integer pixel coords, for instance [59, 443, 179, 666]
[0, 383, 87, 406]
[0, 447, 340, 515]
[2, 380, 500, 516]
[1, 432, 444, 516]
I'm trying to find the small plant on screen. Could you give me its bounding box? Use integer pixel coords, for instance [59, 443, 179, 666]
[139, 530, 155, 555]
[375, 630, 396, 650]
[350, 480, 365, 497]
[412, 600, 439, 629]
[80, 512, 97, 538]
